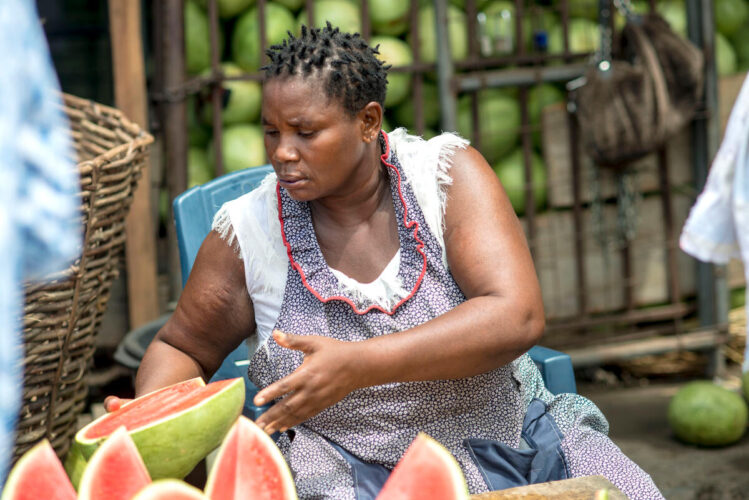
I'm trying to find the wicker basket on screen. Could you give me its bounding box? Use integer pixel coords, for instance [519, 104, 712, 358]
[12, 94, 153, 464]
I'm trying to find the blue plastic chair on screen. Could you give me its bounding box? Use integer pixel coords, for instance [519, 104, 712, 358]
[173, 165, 576, 418]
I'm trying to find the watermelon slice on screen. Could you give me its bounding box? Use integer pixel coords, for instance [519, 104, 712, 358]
[205, 415, 297, 500]
[63, 439, 87, 490]
[0, 440, 76, 500]
[375, 433, 469, 500]
[132, 479, 209, 499]
[75, 377, 244, 479]
[78, 426, 151, 500]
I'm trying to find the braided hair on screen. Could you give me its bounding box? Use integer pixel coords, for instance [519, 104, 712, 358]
[261, 23, 390, 116]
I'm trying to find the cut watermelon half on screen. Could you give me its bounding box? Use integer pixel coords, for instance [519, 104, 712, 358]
[375, 433, 469, 500]
[75, 377, 244, 479]
[205, 415, 297, 500]
[78, 426, 151, 500]
[1, 439, 76, 500]
[132, 479, 209, 499]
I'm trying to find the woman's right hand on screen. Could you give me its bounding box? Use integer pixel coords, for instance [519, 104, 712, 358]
[103, 395, 132, 413]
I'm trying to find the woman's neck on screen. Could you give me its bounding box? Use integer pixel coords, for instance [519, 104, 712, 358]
[310, 145, 390, 228]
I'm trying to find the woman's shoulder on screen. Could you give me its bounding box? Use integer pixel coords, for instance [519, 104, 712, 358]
[212, 170, 279, 252]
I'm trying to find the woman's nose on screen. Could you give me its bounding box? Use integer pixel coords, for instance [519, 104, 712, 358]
[273, 136, 300, 163]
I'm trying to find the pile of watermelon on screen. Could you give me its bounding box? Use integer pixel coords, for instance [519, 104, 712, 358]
[1, 378, 469, 500]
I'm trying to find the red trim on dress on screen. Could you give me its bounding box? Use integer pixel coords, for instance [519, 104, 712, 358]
[276, 130, 428, 316]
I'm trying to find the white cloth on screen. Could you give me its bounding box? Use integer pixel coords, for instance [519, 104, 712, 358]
[679, 72, 749, 371]
[212, 128, 468, 350]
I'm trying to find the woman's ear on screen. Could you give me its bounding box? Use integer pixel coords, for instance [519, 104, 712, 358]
[359, 102, 383, 143]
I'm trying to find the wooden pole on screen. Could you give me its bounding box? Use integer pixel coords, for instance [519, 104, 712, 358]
[108, 0, 160, 328]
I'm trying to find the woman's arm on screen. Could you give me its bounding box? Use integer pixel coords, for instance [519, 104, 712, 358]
[254, 146, 544, 433]
[135, 230, 255, 397]
[358, 145, 545, 383]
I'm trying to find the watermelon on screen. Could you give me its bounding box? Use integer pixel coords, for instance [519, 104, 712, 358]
[1, 440, 76, 500]
[375, 433, 468, 500]
[668, 381, 748, 447]
[75, 377, 244, 480]
[78, 427, 151, 500]
[63, 440, 88, 490]
[205, 415, 297, 500]
[133, 480, 209, 500]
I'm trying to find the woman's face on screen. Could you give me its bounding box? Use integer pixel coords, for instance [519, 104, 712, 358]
[261, 76, 378, 202]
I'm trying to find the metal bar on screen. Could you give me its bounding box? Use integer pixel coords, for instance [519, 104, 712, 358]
[456, 64, 587, 92]
[567, 327, 728, 368]
[208, 0, 224, 177]
[455, 52, 591, 70]
[657, 148, 682, 307]
[434, 0, 456, 132]
[407, 0, 424, 134]
[306, 0, 314, 27]
[546, 302, 693, 332]
[519, 87, 536, 258]
[161, 0, 188, 298]
[567, 101, 587, 317]
[621, 242, 635, 311]
[360, 0, 370, 39]
[465, 0, 479, 59]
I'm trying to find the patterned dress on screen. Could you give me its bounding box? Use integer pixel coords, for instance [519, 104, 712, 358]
[218, 130, 664, 500]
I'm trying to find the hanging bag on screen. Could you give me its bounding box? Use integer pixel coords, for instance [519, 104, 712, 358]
[570, 0, 704, 168]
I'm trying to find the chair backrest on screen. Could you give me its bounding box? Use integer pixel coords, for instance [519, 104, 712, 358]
[173, 165, 274, 286]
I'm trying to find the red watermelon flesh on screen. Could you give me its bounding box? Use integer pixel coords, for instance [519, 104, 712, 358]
[0, 440, 76, 500]
[132, 479, 209, 499]
[205, 415, 297, 500]
[81, 377, 210, 438]
[78, 426, 151, 500]
[375, 433, 469, 500]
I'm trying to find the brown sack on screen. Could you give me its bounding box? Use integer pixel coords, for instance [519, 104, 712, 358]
[572, 13, 703, 168]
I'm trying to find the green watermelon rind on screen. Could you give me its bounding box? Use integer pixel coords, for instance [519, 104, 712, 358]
[132, 479, 208, 500]
[1, 440, 76, 500]
[63, 440, 87, 491]
[668, 380, 749, 447]
[204, 415, 297, 499]
[74, 378, 245, 480]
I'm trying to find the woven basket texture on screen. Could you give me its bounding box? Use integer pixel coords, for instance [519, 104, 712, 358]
[13, 93, 153, 465]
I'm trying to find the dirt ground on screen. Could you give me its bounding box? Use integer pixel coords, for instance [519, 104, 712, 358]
[578, 368, 749, 500]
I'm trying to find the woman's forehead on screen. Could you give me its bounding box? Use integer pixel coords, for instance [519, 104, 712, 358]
[262, 76, 343, 116]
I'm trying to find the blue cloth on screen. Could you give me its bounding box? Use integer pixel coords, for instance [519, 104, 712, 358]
[0, 0, 81, 487]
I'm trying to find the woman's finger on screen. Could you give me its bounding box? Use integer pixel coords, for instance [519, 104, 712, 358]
[254, 370, 305, 407]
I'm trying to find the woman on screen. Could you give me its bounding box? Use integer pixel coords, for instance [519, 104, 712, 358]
[122, 24, 663, 499]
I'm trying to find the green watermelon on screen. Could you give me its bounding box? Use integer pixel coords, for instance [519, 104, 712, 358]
[63, 440, 87, 490]
[205, 416, 297, 500]
[716, 31, 739, 76]
[233, 2, 296, 72]
[457, 89, 521, 163]
[78, 427, 151, 500]
[743, 370, 749, 404]
[296, 0, 362, 35]
[200, 63, 262, 125]
[371, 36, 413, 108]
[132, 480, 209, 500]
[74, 378, 244, 480]
[185, 0, 224, 74]
[374, 433, 469, 500]
[668, 380, 748, 446]
[409, 4, 468, 63]
[369, 0, 410, 36]
[492, 148, 547, 215]
[391, 81, 441, 130]
[1, 440, 76, 500]
[209, 124, 267, 173]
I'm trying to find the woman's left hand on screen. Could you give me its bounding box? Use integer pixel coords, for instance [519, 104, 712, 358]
[253, 330, 364, 435]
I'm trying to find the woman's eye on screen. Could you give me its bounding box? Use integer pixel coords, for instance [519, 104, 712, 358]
[264, 129, 279, 137]
[298, 130, 316, 138]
